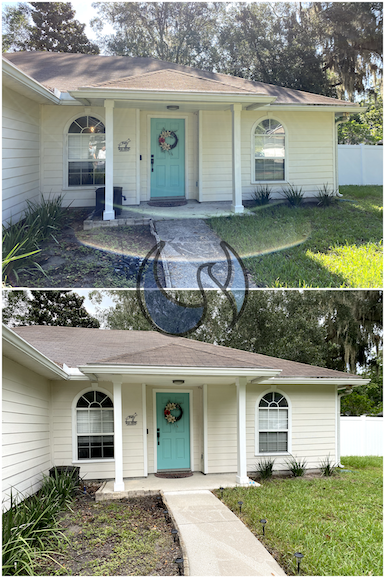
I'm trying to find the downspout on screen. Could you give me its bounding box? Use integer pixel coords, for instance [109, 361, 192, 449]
[336, 386, 353, 466]
[334, 113, 350, 197]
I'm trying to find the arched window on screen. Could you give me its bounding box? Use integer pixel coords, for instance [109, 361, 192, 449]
[254, 118, 285, 182]
[68, 115, 105, 187]
[76, 390, 114, 460]
[258, 392, 289, 453]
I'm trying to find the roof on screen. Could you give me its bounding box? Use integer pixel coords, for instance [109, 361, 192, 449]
[2, 51, 355, 107]
[10, 326, 362, 380]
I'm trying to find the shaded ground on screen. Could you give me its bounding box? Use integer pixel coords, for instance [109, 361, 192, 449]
[11, 209, 160, 288]
[36, 485, 183, 576]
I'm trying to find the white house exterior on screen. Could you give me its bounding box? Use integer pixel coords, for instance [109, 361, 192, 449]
[2, 325, 367, 508]
[2, 51, 360, 225]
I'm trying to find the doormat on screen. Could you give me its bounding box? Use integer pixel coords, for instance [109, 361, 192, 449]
[147, 201, 187, 207]
[155, 471, 193, 479]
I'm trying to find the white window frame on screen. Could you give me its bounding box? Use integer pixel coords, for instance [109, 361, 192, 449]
[72, 387, 115, 464]
[251, 116, 288, 185]
[63, 113, 106, 190]
[255, 389, 292, 456]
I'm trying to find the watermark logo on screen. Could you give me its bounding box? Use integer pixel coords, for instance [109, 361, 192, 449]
[136, 241, 248, 336]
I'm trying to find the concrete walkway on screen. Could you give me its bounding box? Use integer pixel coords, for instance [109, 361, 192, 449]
[163, 490, 286, 576]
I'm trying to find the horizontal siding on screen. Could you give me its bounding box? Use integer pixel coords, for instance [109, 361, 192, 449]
[2, 357, 51, 509]
[241, 110, 335, 200]
[207, 384, 237, 473]
[2, 87, 41, 225]
[122, 384, 144, 478]
[246, 384, 337, 472]
[200, 111, 232, 202]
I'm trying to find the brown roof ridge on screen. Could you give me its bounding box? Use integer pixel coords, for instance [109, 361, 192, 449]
[88, 68, 256, 94]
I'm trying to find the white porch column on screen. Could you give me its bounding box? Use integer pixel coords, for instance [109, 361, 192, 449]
[236, 377, 248, 484]
[203, 383, 208, 474]
[135, 109, 141, 205]
[231, 104, 244, 214]
[113, 380, 124, 491]
[142, 383, 148, 477]
[103, 100, 115, 220]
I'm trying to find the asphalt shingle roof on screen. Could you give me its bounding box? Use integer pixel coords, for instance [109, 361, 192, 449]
[11, 326, 360, 380]
[3, 51, 354, 106]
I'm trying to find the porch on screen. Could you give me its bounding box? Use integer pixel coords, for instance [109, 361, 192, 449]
[95, 472, 259, 501]
[83, 199, 253, 230]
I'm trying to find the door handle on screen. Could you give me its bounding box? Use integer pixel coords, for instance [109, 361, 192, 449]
[151, 154, 154, 172]
[157, 428, 160, 445]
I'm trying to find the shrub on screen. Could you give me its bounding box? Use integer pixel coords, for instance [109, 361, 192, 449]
[317, 184, 337, 207]
[2, 194, 67, 283]
[255, 457, 275, 480]
[281, 184, 304, 207]
[252, 185, 273, 206]
[285, 455, 307, 477]
[319, 455, 338, 476]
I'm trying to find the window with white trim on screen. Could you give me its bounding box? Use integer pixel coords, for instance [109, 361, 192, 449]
[258, 392, 288, 453]
[76, 391, 114, 459]
[254, 119, 285, 181]
[68, 116, 105, 187]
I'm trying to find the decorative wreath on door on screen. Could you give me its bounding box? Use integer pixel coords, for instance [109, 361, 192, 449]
[164, 401, 183, 423]
[158, 129, 178, 153]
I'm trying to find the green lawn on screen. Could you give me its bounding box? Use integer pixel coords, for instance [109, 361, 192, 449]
[217, 456, 383, 576]
[208, 186, 383, 287]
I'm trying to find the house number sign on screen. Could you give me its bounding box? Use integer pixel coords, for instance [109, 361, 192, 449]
[125, 412, 137, 425]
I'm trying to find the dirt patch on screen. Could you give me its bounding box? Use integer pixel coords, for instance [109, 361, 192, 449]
[36, 486, 183, 576]
[10, 209, 163, 288]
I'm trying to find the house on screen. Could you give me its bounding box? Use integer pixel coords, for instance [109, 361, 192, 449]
[2, 51, 360, 225]
[2, 324, 368, 507]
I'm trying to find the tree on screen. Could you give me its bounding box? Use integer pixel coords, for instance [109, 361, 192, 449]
[2, 290, 100, 328]
[341, 352, 383, 415]
[91, 2, 222, 69]
[310, 2, 383, 99]
[2, 2, 99, 54]
[216, 3, 333, 96]
[338, 90, 383, 144]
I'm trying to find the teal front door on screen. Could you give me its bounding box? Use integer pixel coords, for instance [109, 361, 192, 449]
[156, 392, 190, 470]
[151, 118, 185, 198]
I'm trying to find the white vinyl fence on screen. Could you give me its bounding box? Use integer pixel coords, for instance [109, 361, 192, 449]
[338, 144, 383, 185]
[340, 415, 383, 456]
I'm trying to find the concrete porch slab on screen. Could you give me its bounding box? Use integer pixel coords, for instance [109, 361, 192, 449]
[84, 200, 253, 229]
[95, 472, 259, 501]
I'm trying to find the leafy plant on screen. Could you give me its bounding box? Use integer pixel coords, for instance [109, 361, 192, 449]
[252, 185, 273, 206]
[281, 184, 304, 207]
[255, 457, 275, 480]
[319, 455, 338, 476]
[285, 455, 307, 477]
[316, 184, 337, 207]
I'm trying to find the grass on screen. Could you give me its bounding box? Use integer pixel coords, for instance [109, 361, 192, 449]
[208, 186, 383, 287]
[216, 456, 383, 576]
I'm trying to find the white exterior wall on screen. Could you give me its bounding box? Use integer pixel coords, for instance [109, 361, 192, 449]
[241, 111, 335, 199]
[2, 87, 41, 226]
[246, 384, 337, 472]
[41, 105, 138, 208]
[2, 357, 51, 508]
[207, 384, 238, 473]
[200, 111, 233, 202]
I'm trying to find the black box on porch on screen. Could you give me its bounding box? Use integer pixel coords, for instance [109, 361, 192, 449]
[95, 186, 123, 216]
[49, 466, 80, 482]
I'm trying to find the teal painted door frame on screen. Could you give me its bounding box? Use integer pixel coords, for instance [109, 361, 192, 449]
[156, 392, 190, 471]
[150, 118, 185, 198]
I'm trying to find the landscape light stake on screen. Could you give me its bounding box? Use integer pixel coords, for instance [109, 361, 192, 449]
[171, 528, 178, 542]
[238, 501, 243, 514]
[260, 519, 267, 536]
[294, 552, 304, 575]
[175, 557, 184, 575]
[163, 509, 169, 521]
[220, 487, 224, 499]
